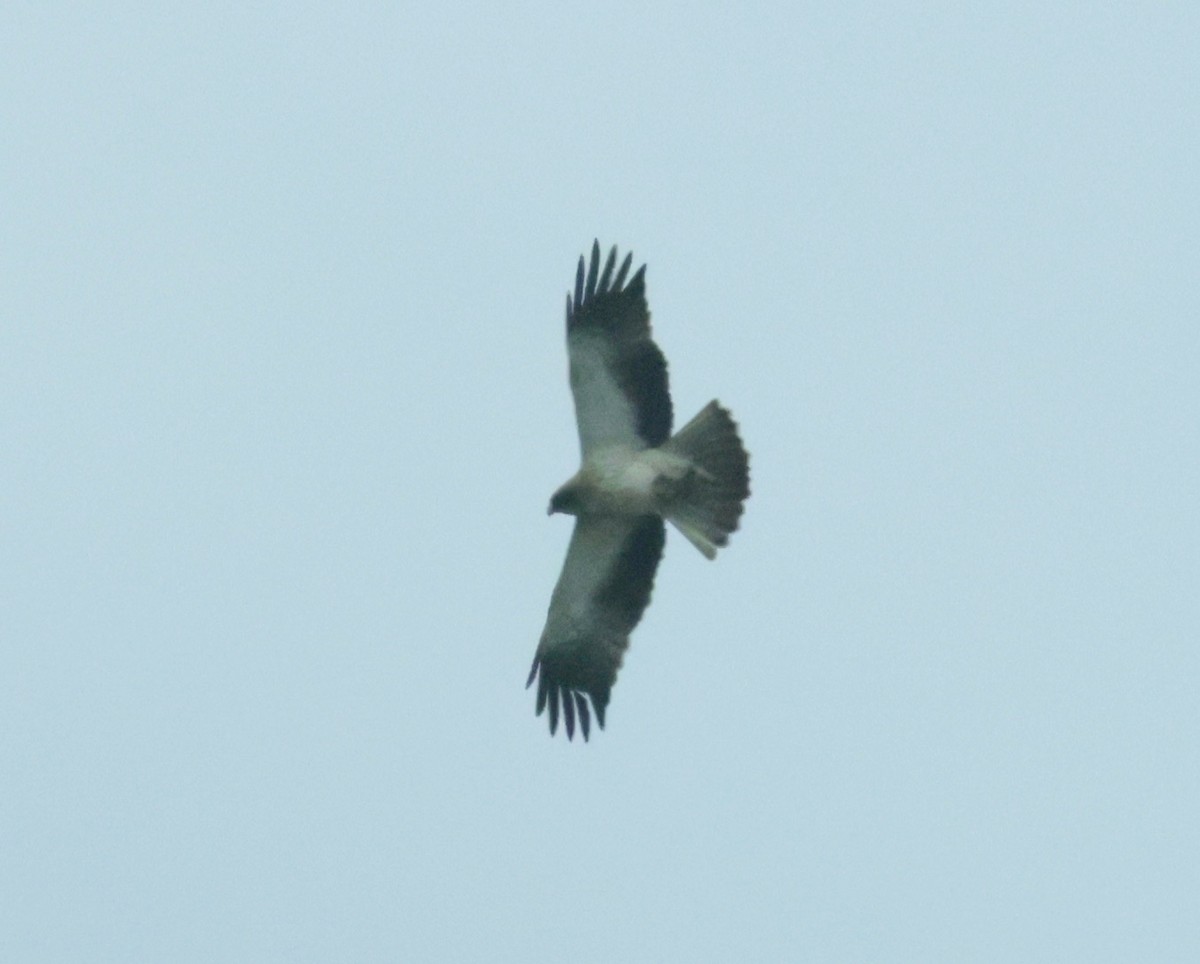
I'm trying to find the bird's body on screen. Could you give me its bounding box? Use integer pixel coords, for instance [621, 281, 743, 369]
[527, 242, 750, 740]
[553, 446, 690, 517]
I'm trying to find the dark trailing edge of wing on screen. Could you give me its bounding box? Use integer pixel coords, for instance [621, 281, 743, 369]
[565, 241, 672, 446]
[597, 516, 665, 633]
[526, 517, 665, 741]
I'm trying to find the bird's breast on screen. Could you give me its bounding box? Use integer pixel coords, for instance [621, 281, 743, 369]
[580, 447, 674, 515]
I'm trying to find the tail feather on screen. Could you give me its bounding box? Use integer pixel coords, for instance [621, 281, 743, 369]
[662, 401, 750, 559]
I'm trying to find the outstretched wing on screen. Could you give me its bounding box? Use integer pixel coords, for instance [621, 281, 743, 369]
[526, 514, 665, 740]
[565, 241, 672, 456]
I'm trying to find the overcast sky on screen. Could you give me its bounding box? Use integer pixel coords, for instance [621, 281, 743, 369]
[4, 3, 1198, 961]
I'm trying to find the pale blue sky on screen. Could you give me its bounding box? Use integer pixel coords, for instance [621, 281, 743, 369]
[3, 3, 1198, 961]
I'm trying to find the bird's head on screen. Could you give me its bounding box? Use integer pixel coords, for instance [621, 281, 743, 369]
[547, 481, 583, 516]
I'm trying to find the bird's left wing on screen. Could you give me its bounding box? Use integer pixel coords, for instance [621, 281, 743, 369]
[527, 513, 665, 739]
[565, 242, 673, 457]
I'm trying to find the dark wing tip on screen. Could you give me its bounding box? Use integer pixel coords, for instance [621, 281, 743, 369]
[584, 240, 601, 301]
[566, 244, 645, 326]
[573, 254, 585, 311]
[612, 251, 633, 291]
[526, 654, 608, 741]
[575, 692, 590, 742]
[597, 245, 618, 295]
[563, 687, 576, 740]
[626, 264, 647, 298]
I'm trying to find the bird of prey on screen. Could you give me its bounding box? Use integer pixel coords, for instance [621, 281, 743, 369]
[526, 242, 750, 740]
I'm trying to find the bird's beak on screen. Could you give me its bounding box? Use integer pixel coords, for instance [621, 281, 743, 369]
[546, 503, 555, 516]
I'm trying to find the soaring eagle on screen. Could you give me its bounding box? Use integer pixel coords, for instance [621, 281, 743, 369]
[526, 242, 751, 740]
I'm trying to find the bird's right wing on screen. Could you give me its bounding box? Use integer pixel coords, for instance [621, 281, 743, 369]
[526, 513, 665, 739]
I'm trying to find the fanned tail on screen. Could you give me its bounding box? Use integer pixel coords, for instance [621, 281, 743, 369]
[662, 401, 750, 559]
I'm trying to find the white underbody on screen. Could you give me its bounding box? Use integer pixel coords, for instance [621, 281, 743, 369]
[564, 444, 690, 517]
